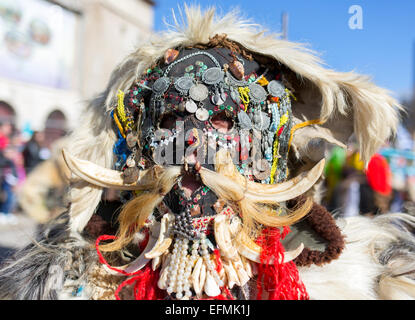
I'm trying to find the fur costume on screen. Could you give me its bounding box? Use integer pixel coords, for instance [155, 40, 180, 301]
[1, 7, 415, 300]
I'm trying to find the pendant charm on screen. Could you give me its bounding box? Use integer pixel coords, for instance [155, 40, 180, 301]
[211, 87, 226, 105]
[230, 88, 241, 104]
[195, 107, 210, 121]
[174, 76, 194, 95]
[126, 154, 136, 168]
[152, 77, 170, 96]
[202, 67, 224, 85]
[164, 48, 179, 65]
[253, 111, 270, 131]
[238, 110, 253, 130]
[185, 100, 198, 113]
[267, 80, 285, 97]
[229, 59, 244, 80]
[253, 159, 271, 181]
[189, 83, 209, 102]
[248, 83, 267, 104]
[126, 132, 138, 148]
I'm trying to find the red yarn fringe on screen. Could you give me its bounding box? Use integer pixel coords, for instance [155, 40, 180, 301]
[95, 227, 308, 301]
[95, 235, 165, 300]
[255, 227, 309, 300]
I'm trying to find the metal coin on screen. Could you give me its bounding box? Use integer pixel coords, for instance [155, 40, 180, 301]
[195, 107, 210, 121]
[248, 83, 267, 103]
[238, 111, 252, 130]
[267, 80, 285, 97]
[189, 83, 209, 102]
[211, 88, 226, 105]
[202, 67, 224, 85]
[253, 111, 270, 131]
[230, 89, 241, 104]
[185, 100, 198, 113]
[152, 77, 170, 96]
[174, 76, 194, 95]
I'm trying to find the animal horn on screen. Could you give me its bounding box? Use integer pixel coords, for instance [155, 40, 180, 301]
[246, 159, 326, 200]
[214, 149, 325, 202]
[235, 230, 304, 264]
[104, 224, 160, 275]
[61, 148, 163, 190]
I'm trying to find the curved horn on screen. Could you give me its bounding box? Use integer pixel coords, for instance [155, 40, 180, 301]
[246, 159, 325, 196]
[103, 228, 158, 276]
[245, 159, 325, 202]
[145, 213, 174, 259]
[214, 149, 325, 202]
[62, 148, 163, 190]
[235, 230, 304, 264]
[104, 215, 173, 275]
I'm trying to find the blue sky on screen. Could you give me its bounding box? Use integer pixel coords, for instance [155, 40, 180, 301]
[153, 0, 415, 101]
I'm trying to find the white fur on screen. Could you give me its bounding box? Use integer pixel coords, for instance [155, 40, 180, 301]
[299, 214, 415, 300]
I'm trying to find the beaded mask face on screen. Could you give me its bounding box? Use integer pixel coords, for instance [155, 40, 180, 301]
[112, 47, 300, 220]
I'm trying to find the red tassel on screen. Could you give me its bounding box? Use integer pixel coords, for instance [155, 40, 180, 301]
[255, 227, 309, 300]
[95, 235, 165, 300]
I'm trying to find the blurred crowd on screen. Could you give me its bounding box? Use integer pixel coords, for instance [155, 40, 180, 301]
[0, 121, 51, 224]
[322, 141, 415, 218]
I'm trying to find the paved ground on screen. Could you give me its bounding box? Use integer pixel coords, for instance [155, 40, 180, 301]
[0, 213, 39, 264]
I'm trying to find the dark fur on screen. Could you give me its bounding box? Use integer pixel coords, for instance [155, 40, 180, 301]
[0, 212, 96, 300]
[290, 198, 345, 267]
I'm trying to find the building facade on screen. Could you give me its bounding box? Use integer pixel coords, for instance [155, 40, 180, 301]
[0, 0, 154, 142]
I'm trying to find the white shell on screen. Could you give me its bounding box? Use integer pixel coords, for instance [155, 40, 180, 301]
[204, 271, 221, 297]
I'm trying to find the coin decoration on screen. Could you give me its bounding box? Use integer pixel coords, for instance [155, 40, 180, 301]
[267, 80, 285, 97]
[174, 76, 194, 95]
[189, 83, 209, 102]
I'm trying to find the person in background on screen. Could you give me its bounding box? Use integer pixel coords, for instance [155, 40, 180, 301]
[0, 146, 19, 224]
[22, 131, 45, 174]
[0, 122, 18, 224]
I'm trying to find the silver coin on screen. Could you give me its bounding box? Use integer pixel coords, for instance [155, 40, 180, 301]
[195, 107, 209, 121]
[189, 83, 209, 101]
[267, 80, 285, 97]
[253, 111, 270, 131]
[230, 89, 240, 104]
[238, 111, 252, 130]
[248, 83, 267, 103]
[174, 76, 194, 95]
[202, 67, 224, 85]
[185, 100, 198, 113]
[152, 77, 170, 95]
[211, 88, 226, 105]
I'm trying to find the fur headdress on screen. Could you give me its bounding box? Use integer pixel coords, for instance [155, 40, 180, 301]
[66, 6, 400, 234]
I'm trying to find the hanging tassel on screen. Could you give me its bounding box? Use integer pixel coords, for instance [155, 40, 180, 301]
[95, 235, 166, 300]
[256, 227, 309, 300]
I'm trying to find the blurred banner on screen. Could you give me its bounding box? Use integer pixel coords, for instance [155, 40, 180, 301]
[0, 0, 77, 89]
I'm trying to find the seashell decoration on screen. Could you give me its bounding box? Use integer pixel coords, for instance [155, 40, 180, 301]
[229, 59, 245, 80]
